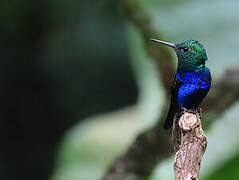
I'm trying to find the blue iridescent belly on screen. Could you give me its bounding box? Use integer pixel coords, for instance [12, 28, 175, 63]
[177, 83, 210, 109]
[176, 68, 211, 109]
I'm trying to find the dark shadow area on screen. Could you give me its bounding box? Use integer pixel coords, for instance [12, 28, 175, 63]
[0, 0, 137, 179]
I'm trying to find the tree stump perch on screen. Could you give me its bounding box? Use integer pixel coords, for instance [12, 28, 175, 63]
[173, 109, 207, 180]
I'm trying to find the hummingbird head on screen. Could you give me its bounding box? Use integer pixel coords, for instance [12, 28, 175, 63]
[151, 39, 208, 71]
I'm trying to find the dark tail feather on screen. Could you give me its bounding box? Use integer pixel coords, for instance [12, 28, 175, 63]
[164, 101, 180, 129]
[164, 106, 175, 129]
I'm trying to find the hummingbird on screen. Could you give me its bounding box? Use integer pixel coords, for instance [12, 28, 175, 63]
[151, 39, 211, 129]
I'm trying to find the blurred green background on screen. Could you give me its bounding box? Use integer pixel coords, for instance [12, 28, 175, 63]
[2, 0, 239, 179]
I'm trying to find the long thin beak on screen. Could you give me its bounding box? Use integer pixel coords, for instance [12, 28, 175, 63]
[150, 38, 176, 49]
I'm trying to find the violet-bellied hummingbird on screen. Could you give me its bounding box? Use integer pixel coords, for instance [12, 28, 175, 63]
[151, 39, 211, 129]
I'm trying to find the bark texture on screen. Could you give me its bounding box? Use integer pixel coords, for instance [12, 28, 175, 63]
[174, 109, 207, 180]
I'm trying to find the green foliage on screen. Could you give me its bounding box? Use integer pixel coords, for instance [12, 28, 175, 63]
[204, 152, 239, 180]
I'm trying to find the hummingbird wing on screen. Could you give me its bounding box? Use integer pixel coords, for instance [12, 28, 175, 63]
[164, 76, 183, 129]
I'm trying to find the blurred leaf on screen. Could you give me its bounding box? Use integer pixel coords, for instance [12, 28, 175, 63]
[204, 151, 239, 180]
[51, 107, 144, 180]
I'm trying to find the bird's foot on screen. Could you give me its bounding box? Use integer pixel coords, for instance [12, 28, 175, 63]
[182, 107, 197, 114]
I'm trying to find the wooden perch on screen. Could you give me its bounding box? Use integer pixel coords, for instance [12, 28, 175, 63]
[174, 109, 207, 180]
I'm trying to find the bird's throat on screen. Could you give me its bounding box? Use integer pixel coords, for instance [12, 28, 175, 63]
[176, 67, 206, 83]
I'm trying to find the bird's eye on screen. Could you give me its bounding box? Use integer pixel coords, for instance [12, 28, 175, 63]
[182, 47, 190, 52]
